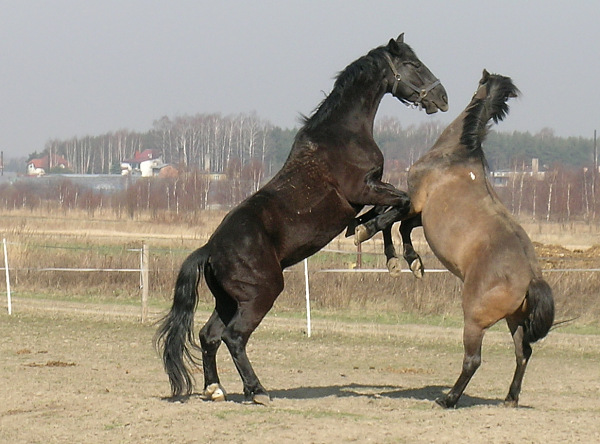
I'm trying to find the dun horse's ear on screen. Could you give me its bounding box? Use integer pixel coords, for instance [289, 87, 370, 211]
[396, 33, 404, 43]
[480, 69, 490, 84]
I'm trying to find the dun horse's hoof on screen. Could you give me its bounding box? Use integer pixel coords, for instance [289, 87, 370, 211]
[387, 258, 402, 277]
[253, 393, 272, 406]
[201, 383, 226, 402]
[243, 392, 271, 406]
[410, 259, 424, 279]
[354, 225, 372, 245]
[434, 396, 455, 409]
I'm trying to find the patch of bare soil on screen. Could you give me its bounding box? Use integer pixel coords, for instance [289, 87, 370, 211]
[1, 299, 599, 443]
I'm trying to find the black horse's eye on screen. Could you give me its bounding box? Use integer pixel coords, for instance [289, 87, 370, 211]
[405, 61, 421, 69]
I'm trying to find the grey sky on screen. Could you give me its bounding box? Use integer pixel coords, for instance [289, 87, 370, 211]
[2, 1, 599, 158]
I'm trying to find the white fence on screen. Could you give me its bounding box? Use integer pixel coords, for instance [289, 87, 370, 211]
[3, 239, 600, 332]
[1, 238, 150, 321]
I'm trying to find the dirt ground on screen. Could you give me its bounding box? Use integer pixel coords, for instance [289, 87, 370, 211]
[1, 298, 599, 444]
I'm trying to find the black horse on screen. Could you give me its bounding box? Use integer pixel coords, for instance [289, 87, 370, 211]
[155, 34, 448, 405]
[353, 71, 554, 408]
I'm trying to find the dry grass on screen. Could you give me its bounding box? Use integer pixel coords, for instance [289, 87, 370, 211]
[1, 208, 599, 325]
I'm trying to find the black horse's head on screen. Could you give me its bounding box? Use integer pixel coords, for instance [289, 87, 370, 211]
[384, 34, 448, 114]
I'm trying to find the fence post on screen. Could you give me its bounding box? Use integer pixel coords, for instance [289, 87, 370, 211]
[3, 238, 11, 315]
[141, 243, 149, 323]
[304, 258, 311, 338]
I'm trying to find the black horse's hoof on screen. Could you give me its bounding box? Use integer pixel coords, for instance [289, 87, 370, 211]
[200, 383, 226, 402]
[354, 224, 374, 245]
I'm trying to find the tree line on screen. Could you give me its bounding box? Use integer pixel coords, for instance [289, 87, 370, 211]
[19, 111, 595, 176]
[4, 111, 598, 221]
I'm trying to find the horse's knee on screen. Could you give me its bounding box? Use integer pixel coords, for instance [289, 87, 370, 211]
[462, 353, 481, 375]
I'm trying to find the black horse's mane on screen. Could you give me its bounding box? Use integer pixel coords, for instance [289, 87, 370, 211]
[460, 73, 519, 153]
[301, 44, 414, 132]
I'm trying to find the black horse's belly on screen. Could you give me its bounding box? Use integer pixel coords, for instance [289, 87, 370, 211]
[231, 184, 356, 269]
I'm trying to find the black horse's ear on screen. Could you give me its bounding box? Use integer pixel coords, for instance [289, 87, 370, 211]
[480, 69, 490, 84]
[388, 34, 404, 54]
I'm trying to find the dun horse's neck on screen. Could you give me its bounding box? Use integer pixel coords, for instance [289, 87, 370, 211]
[428, 109, 485, 166]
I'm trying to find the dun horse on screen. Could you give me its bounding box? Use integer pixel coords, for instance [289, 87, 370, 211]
[155, 34, 448, 404]
[354, 70, 554, 408]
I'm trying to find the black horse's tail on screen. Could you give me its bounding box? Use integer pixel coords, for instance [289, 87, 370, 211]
[154, 246, 209, 397]
[523, 277, 555, 343]
[460, 69, 520, 152]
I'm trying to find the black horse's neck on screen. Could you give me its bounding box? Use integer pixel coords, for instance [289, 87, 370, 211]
[302, 47, 390, 134]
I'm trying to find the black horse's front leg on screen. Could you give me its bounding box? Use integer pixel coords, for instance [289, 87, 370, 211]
[356, 167, 411, 209]
[345, 205, 388, 237]
[354, 205, 406, 244]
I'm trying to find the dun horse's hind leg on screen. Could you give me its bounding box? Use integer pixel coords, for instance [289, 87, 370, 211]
[436, 321, 484, 408]
[504, 318, 532, 407]
[199, 310, 227, 401]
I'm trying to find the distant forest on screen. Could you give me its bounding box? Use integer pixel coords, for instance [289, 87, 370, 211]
[3, 111, 598, 222]
[17, 111, 596, 177]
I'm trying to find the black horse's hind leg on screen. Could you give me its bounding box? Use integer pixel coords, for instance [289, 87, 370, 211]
[504, 318, 533, 407]
[221, 298, 279, 405]
[400, 215, 424, 279]
[199, 310, 227, 400]
[436, 321, 484, 408]
[219, 264, 284, 405]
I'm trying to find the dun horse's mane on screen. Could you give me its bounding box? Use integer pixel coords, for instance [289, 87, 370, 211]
[460, 74, 519, 152]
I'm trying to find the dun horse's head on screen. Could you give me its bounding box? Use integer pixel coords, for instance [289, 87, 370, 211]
[384, 34, 448, 114]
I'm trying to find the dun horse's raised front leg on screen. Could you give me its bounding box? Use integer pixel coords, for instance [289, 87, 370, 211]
[382, 226, 402, 277]
[400, 215, 424, 279]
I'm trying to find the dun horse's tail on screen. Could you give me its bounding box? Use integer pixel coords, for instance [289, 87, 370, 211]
[460, 70, 520, 152]
[154, 246, 209, 397]
[523, 277, 555, 343]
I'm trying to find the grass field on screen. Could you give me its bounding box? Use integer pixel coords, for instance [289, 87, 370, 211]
[1, 209, 600, 442]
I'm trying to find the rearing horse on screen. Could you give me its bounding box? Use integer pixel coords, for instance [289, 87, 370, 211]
[354, 70, 554, 408]
[155, 34, 448, 404]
